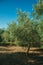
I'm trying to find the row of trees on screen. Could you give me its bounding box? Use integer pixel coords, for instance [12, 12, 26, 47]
[0, 0, 43, 49]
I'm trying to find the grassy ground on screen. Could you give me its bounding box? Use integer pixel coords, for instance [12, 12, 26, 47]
[0, 46, 43, 65]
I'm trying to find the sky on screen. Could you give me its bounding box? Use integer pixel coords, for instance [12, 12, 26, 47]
[0, 0, 37, 28]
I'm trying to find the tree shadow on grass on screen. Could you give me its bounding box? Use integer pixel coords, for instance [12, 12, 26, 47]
[0, 52, 43, 65]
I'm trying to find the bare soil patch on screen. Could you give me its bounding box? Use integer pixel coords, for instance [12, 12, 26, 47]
[0, 46, 43, 65]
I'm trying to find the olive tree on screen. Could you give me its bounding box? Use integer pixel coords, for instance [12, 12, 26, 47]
[16, 9, 41, 53]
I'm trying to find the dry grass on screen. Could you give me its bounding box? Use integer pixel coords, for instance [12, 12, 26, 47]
[0, 46, 43, 65]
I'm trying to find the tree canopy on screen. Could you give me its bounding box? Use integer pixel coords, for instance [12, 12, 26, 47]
[0, 0, 43, 49]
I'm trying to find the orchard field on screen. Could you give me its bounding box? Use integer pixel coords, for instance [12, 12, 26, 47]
[0, 0, 43, 65]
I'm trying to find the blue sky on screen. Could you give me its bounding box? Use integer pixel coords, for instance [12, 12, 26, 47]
[0, 0, 37, 28]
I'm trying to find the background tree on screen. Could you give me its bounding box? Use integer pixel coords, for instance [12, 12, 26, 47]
[32, 0, 43, 43]
[2, 31, 10, 42]
[7, 21, 17, 43]
[0, 29, 4, 42]
[33, 0, 43, 19]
